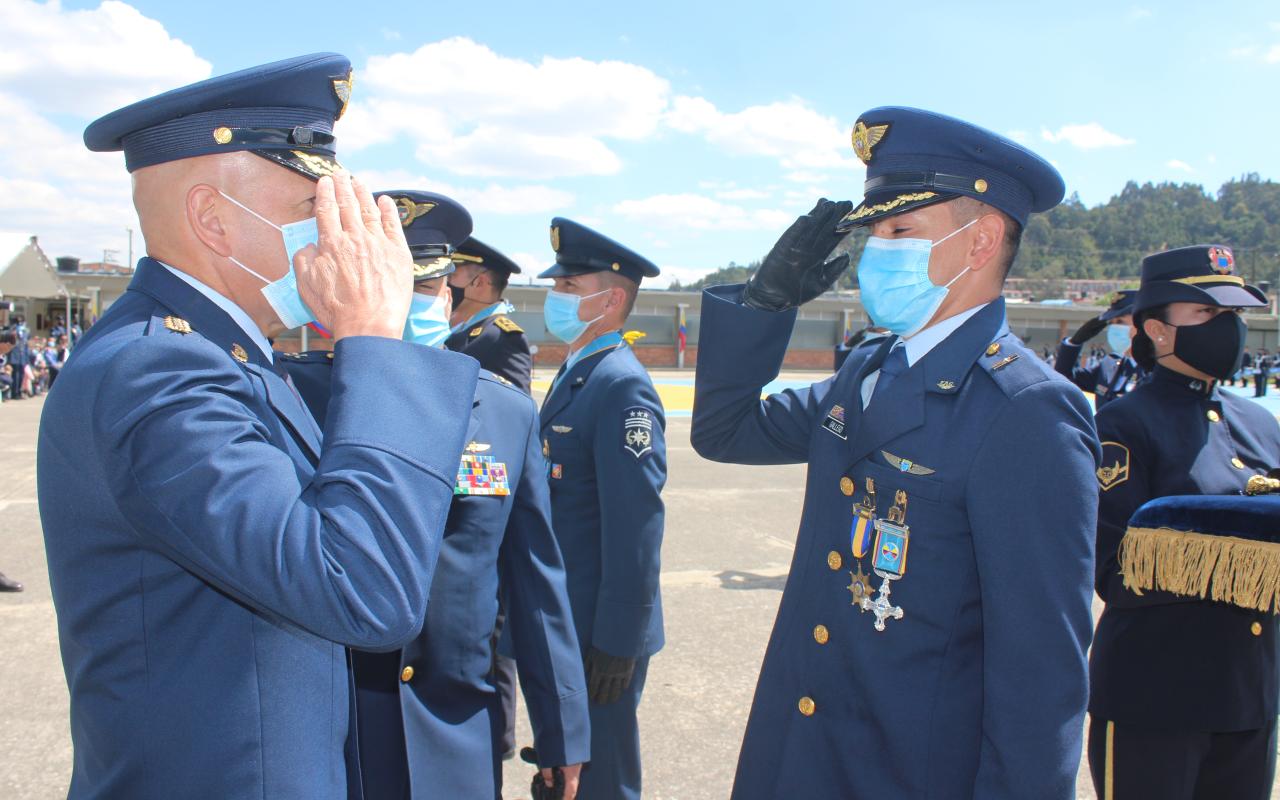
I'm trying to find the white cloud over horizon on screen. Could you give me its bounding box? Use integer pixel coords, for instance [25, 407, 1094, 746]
[1041, 122, 1136, 149]
[612, 193, 793, 232]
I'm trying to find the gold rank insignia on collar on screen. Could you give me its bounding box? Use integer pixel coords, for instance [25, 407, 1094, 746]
[985, 342, 1001, 357]
[230, 343, 249, 363]
[494, 317, 523, 334]
[469, 326, 484, 337]
[552, 425, 573, 433]
[936, 379, 956, 391]
[464, 441, 491, 453]
[851, 121, 889, 164]
[163, 315, 192, 335]
[881, 451, 936, 476]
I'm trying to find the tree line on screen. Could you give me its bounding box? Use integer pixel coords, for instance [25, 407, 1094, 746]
[667, 174, 1280, 292]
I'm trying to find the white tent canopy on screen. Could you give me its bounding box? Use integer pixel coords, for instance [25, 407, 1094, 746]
[0, 234, 64, 299]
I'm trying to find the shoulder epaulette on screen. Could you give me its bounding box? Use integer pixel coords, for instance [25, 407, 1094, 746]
[494, 316, 523, 334]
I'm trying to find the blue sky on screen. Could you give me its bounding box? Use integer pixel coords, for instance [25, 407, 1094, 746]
[3, 0, 1278, 286]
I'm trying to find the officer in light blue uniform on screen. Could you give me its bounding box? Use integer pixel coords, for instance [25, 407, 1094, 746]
[282, 190, 591, 800]
[1054, 289, 1144, 408]
[692, 107, 1100, 799]
[37, 55, 480, 799]
[1087, 245, 1280, 799]
[538, 218, 666, 800]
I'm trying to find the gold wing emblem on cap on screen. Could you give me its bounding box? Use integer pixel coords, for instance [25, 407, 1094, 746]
[332, 70, 355, 119]
[851, 121, 889, 165]
[550, 225, 561, 252]
[395, 197, 435, 227]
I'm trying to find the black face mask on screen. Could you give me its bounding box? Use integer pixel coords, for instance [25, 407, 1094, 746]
[449, 284, 467, 308]
[1160, 311, 1247, 381]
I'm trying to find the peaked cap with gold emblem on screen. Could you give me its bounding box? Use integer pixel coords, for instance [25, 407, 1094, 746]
[1134, 245, 1267, 313]
[452, 237, 522, 275]
[837, 106, 1065, 230]
[539, 217, 660, 284]
[84, 53, 353, 181]
[373, 189, 473, 280]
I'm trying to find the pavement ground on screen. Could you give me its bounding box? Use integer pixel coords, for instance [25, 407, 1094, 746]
[2, 368, 1278, 799]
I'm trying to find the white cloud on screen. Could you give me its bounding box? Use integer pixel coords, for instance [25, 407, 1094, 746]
[665, 95, 859, 171]
[784, 171, 832, 184]
[352, 169, 575, 217]
[1230, 45, 1259, 59]
[649, 264, 718, 290]
[715, 188, 771, 200]
[1267, 45, 1280, 64]
[1041, 123, 1135, 149]
[1127, 7, 1152, 21]
[0, 1, 214, 260]
[612, 193, 793, 232]
[1166, 159, 1193, 173]
[346, 37, 670, 179]
[0, 0, 210, 117]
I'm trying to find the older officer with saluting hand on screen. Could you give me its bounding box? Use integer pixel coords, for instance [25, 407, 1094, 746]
[693, 107, 1100, 799]
[38, 54, 479, 799]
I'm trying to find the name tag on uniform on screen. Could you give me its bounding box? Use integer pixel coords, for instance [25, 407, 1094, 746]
[822, 404, 847, 440]
[455, 455, 509, 496]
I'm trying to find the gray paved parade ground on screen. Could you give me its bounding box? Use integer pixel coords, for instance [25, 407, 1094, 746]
[1, 370, 1276, 799]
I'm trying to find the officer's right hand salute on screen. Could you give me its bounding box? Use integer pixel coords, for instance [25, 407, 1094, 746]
[742, 198, 853, 312]
[296, 172, 415, 340]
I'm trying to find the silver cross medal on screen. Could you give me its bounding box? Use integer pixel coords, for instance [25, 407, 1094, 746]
[861, 576, 904, 632]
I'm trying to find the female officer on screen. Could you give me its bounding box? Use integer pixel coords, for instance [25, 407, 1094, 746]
[1087, 245, 1280, 800]
[1053, 289, 1143, 408]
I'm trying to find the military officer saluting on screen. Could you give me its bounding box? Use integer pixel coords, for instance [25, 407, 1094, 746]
[37, 55, 480, 799]
[281, 190, 590, 800]
[446, 237, 532, 392]
[1087, 245, 1280, 800]
[692, 107, 1100, 799]
[538, 218, 667, 800]
[1054, 289, 1143, 408]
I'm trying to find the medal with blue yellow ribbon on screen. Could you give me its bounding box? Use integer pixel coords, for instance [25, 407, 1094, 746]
[848, 477, 876, 611]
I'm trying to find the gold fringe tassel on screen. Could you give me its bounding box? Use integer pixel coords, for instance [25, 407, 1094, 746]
[1120, 527, 1280, 614]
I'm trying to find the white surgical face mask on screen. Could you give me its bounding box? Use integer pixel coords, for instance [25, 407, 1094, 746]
[219, 191, 319, 329]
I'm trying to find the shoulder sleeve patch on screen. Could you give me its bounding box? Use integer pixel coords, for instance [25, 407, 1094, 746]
[1097, 441, 1130, 491]
[494, 316, 523, 334]
[622, 405, 655, 459]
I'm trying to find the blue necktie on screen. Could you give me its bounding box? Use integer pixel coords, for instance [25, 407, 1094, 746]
[870, 344, 908, 407]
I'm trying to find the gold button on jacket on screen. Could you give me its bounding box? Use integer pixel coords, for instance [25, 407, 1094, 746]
[1252, 622, 1263, 637]
[827, 550, 842, 570]
[813, 625, 829, 645]
[400, 666, 415, 682]
[798, 696, 815, 716]
[1207, 409, 1220, 423]
[839, 477, 854, 496]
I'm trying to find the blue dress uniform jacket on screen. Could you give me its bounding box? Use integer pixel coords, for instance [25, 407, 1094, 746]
[1053, 339, 1141, 408]
[446, 312, 533, 394]
[539, 342, 666, 660]
[1089, 366, 1280, 731]
[280, 354, 591, 799]
[692, 286, 1100, 800]
[37, 259, 479, 800]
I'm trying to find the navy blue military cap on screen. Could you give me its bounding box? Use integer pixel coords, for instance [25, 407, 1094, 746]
[374, 190, 473, 281]
[453, 237, 522, 275]
[1099, 290, 1137, 322]
[836, 106, 1066, 230]
[1134, 245, 1267, 314]
[84, 53, 353, 180]
[539, 218, 660, 284]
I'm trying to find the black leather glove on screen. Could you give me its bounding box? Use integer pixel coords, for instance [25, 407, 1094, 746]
[742, 198, 855, 312]
[1069, 316, 1108, 346]
[520, 748, 566, 800]
[584, 646, 636, 705]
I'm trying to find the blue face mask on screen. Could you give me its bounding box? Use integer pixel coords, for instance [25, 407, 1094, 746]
[403, 291, 451, 347]
[1106, 323, 1132, 356]
[855, 218, 978, 337]
[544, 289, 607, 344]
[220, 191, 320, 330]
